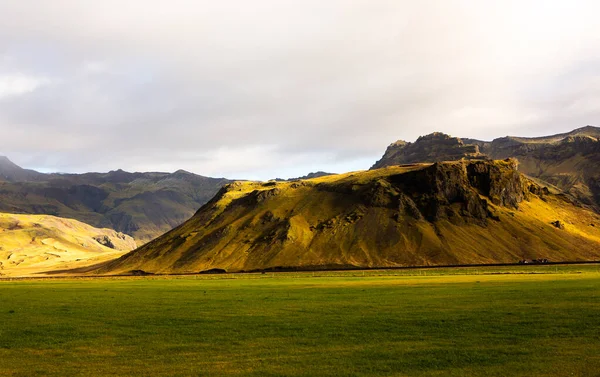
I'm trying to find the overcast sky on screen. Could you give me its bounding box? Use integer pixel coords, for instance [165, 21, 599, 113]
[0, 0, 599, 179]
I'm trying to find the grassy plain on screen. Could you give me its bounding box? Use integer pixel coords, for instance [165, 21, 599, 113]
[1, 265, 599, 376]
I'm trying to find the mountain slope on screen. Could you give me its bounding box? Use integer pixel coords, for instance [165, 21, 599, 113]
[0, 158, 231, 242]
[0, 156, 46, 182]
[374, 126, 600, 211]
[0, 213, 136, 277]
[471, 126, 600, 210]
[371, 132, 487, 169]
[96, 160, 600, 275]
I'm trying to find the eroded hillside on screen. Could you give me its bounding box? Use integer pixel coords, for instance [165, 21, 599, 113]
[96, 160, 600, 275]
[374, 126, 600, 211]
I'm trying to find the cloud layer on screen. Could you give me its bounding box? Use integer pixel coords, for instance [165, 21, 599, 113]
[0, 0, 599, 179]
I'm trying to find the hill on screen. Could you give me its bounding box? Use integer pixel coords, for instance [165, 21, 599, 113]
[373, 126, 600, 211]
[0, 213, 136, 277]
[0, 158, 231, 242]
[0, 156, 46, 182]
[95, 160, 600, 275]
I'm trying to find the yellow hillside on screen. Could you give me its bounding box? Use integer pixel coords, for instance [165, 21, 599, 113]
[0, 213, 136, 277]
[97, 160, 600, 275]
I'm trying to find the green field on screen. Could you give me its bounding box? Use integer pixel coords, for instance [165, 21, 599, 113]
[1, 265, 599, 376]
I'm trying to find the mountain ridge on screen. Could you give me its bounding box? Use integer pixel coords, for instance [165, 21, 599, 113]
[93, 159, 600, 275]
[372, 126, 600, 211]
[0, 157, 232, 242]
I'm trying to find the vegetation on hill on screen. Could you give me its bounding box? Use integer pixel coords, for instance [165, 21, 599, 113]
[96, 160, 600, 275]
[0, 158, 231, 242]
[0, 213, 136, 276]
[373, 126, 600, 212]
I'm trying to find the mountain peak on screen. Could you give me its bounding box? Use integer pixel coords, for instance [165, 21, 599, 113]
[0, 156, 46, 182]
[371, 132, 486, 169]
[0, 155, 19, 167]
[173, 169, 192, 175]
[567, 125, 600, 138]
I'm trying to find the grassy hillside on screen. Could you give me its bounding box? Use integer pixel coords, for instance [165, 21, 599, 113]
[97, 160, 600, 275]
[0, 213, 136, 277]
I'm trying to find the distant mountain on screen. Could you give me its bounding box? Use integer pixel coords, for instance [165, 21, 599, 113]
[371, 132, 486, 169]
[275, 171, 336, 181]
[0, 212, 136, 277]
[372, 126, 600, 211]
[0, 156, 46, 182]
[292, 171, 335, 180]
[94, 160, 600, 275]
[0, 158, 232, 242]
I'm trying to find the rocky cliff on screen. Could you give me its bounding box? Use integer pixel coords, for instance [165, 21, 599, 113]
[371, 132, 486, 169]
[374, 126, 600, 211]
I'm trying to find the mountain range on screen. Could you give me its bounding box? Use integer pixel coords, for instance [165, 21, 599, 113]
[373, 125, 600, 211]
[95, 159, 600, 274]
[0, 157, 231, 243]
[3, 125, 600, 276]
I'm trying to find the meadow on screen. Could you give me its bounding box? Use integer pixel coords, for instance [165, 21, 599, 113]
[1, 265, 599, 376]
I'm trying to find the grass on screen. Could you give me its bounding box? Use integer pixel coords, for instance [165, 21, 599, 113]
[1, 265, 599, 376]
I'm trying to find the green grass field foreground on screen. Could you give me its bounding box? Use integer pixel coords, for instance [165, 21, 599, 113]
[1, 265, 599, 376]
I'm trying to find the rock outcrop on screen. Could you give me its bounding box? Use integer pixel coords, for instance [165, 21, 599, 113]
[373, 126, 600, 212]
[371, 132, 487, 169]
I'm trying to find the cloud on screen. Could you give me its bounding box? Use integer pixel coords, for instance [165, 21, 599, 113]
[0, 74, 50, 98]
[0, 0, 599, 179]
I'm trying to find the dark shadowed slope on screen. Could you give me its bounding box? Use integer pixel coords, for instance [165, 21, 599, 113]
[0, 158, 231, 242]
[371, 132, 487, 169]
[96, 159, 600, 275]
[0, 156, 46, 182]
[374, 126, 600, 211]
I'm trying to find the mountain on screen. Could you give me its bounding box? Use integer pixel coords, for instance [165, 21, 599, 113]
[94, 160, 600, 275]
[275, 171, 336, 181]
[0, 156, 46, 182]
[0, 158, 231, 242]
[0, 212, 136, 277]
[468, 126, 600, 210]
[371, 132, 487, 169]
[373, 126, 600, 211]
[290, 171, 335, 180]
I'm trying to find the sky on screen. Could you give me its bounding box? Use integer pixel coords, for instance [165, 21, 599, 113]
[0, 0, 599, 180]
